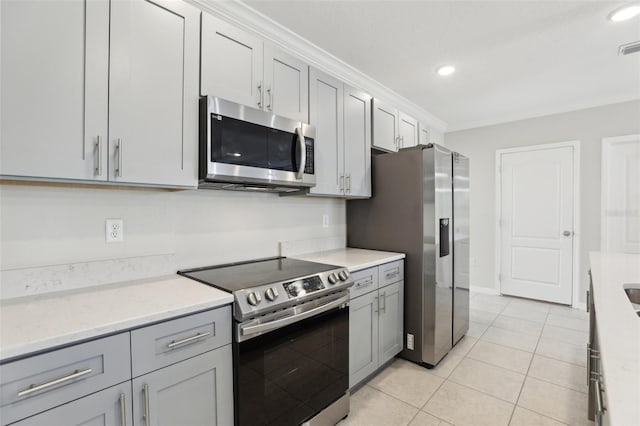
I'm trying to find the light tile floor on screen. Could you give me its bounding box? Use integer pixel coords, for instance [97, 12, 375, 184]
[339, 293, 592, 426]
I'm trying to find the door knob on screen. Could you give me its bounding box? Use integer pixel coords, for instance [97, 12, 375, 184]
[563, 230, 572, 236]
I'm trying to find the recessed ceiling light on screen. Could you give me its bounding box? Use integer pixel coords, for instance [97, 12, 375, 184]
[608, 4, 640, 22]
[436, 65, 456, 76]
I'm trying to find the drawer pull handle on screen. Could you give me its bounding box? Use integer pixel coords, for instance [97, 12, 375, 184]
[167, 332, 211, 349]
[385, 270, 399, 279]
[17, 368, 92, 397]
[356, 279, 373, 288]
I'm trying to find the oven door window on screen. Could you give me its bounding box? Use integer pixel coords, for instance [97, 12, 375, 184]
[210, 115, 269, 168]
[236, 306, 348, 426]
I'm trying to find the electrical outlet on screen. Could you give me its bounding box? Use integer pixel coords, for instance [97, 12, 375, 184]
[407, 333, 415, 350]
[322, 214, 329, 228]
[106, 219, 124, 243]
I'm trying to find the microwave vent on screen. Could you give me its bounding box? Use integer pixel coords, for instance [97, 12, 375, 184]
[619, 40, 640, 56]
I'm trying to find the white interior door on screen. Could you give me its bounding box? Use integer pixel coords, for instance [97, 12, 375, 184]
[602, 135, 640, 253]
[499, 145, 574, 304]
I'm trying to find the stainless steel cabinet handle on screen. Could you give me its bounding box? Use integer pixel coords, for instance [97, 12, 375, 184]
[385, 270, 399, 279]
[346, 174, 351, 193]
[587, 344, 591, 384]
[340, 173, 344, 191]
[266, 86, 272, 110]
[374, 296, 379, 313]
[95, 136, 102, 176]
[586, 290, 590, 313]
[595, 379, 605, 419]
[167, 332, 211, 349]
[143, 384, 150, 426]
[563, 230, 572, 236]
[257, 82, 263, 107]
[115, 139, 123, 177]
[380, 292, 386, 313]
[356, 279, 373, 288]
[119, 393, 126, 426]
[17, 368, 92, 397]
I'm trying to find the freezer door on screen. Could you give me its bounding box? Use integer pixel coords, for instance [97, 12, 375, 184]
[453, 152, 470, 344]
[422, 145, 453, 365]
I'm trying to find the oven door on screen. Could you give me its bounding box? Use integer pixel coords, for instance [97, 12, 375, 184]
[234, 295, 349, 426]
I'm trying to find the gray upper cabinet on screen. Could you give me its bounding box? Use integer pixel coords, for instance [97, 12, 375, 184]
[398, 112, 418, 149]
[1, 0, 198, 188]
[11, 382, 132, 426]
[200, 12, 263, 108]
[418, 122, 430, 146]
[0, 0, 109, 181]
[308, 68, 344, 196]
[200, 14, 309, 122]
[109, 0, 199, 187]
[308, 69, 371, 198]
[372, 99, 399, 152]
[264, 44, 309, 122]
[343, 85, 372, 198]
[378, 280, 404, 365]
[132, 346, 233, 426]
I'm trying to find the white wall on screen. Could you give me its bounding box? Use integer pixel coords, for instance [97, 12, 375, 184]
[445, 100, 640, 304]
[0, 184, 345, 272]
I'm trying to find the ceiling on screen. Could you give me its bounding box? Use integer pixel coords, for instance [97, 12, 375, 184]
[244, 1, 640, 131]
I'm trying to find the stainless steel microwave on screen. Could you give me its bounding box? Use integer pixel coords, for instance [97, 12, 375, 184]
[199, 96, 316, 192]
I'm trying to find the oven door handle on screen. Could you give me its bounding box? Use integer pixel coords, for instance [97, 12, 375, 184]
[240, 294, 349, 338]
[296, 126, 306, 180]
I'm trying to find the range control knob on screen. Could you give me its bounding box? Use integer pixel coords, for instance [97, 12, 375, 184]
[265, 287, 279, 301]
[247, 291, 262, 306]
[328, 273, 339, 284]
[338, 270, 350, 281]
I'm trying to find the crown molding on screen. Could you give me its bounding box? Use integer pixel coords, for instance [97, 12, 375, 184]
[188, 0, 448, 131]
[446, 94, 640, 133]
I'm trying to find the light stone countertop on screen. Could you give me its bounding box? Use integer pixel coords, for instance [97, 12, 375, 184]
[0, 275, 232, 362]
[589, 252, 640, 426]
[292, 247, 405, 272]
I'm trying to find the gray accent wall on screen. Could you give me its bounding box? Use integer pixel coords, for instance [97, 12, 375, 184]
[445, 100, 640, 304]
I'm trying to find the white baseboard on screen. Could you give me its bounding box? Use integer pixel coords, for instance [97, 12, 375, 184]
[572, 302, 587, 311]
[470, 285, 500, 296]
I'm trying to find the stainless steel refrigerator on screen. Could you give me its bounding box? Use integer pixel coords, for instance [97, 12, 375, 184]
[347, 144, 469, 367]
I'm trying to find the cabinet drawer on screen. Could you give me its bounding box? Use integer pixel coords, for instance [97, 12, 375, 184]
[349, 267, 379, 299]
[379, 260, 404, 287]
[130, 306, 231, 377]
[10, 381, 132, 426]
[0, 333, 131, 425]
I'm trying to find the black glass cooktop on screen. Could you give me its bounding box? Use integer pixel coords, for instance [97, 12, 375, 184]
[178, 257, 339, 292]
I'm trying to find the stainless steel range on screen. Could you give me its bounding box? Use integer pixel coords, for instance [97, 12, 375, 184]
[179, 257, 353, 426]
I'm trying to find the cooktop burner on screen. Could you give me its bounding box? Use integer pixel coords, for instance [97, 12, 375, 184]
[178, 256, 352, 321]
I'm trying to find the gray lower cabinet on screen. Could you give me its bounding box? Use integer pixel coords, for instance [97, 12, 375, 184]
[349, 261, 404, 389]
[11, 382, 132, 426]
[1, 306, 232, 426]
[132, 345, 233, 426]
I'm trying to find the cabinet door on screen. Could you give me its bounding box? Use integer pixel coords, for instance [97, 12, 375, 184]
[0, 0, 109, 181]
[109, 0, 198, 187]
[372, 99, 398, 152]
[418, 122, 430, 146]
[132, 345, 233, 426]
[398, 112, 418, 148]
[263, 44, 309, 122]
[308, 68, 344, 196]
[12, 382, 132, 426]
[378, 281, 404, 365]
[343, 85, 372, 198]
[349, 291, 379, 389]
[200, 13, 263, 108]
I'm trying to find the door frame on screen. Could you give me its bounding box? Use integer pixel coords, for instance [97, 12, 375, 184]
[600, 134, 640, 252]
[494, 140, 582, 308]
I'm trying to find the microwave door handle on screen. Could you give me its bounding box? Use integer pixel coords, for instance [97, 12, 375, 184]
[296, 127, 306, 180]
